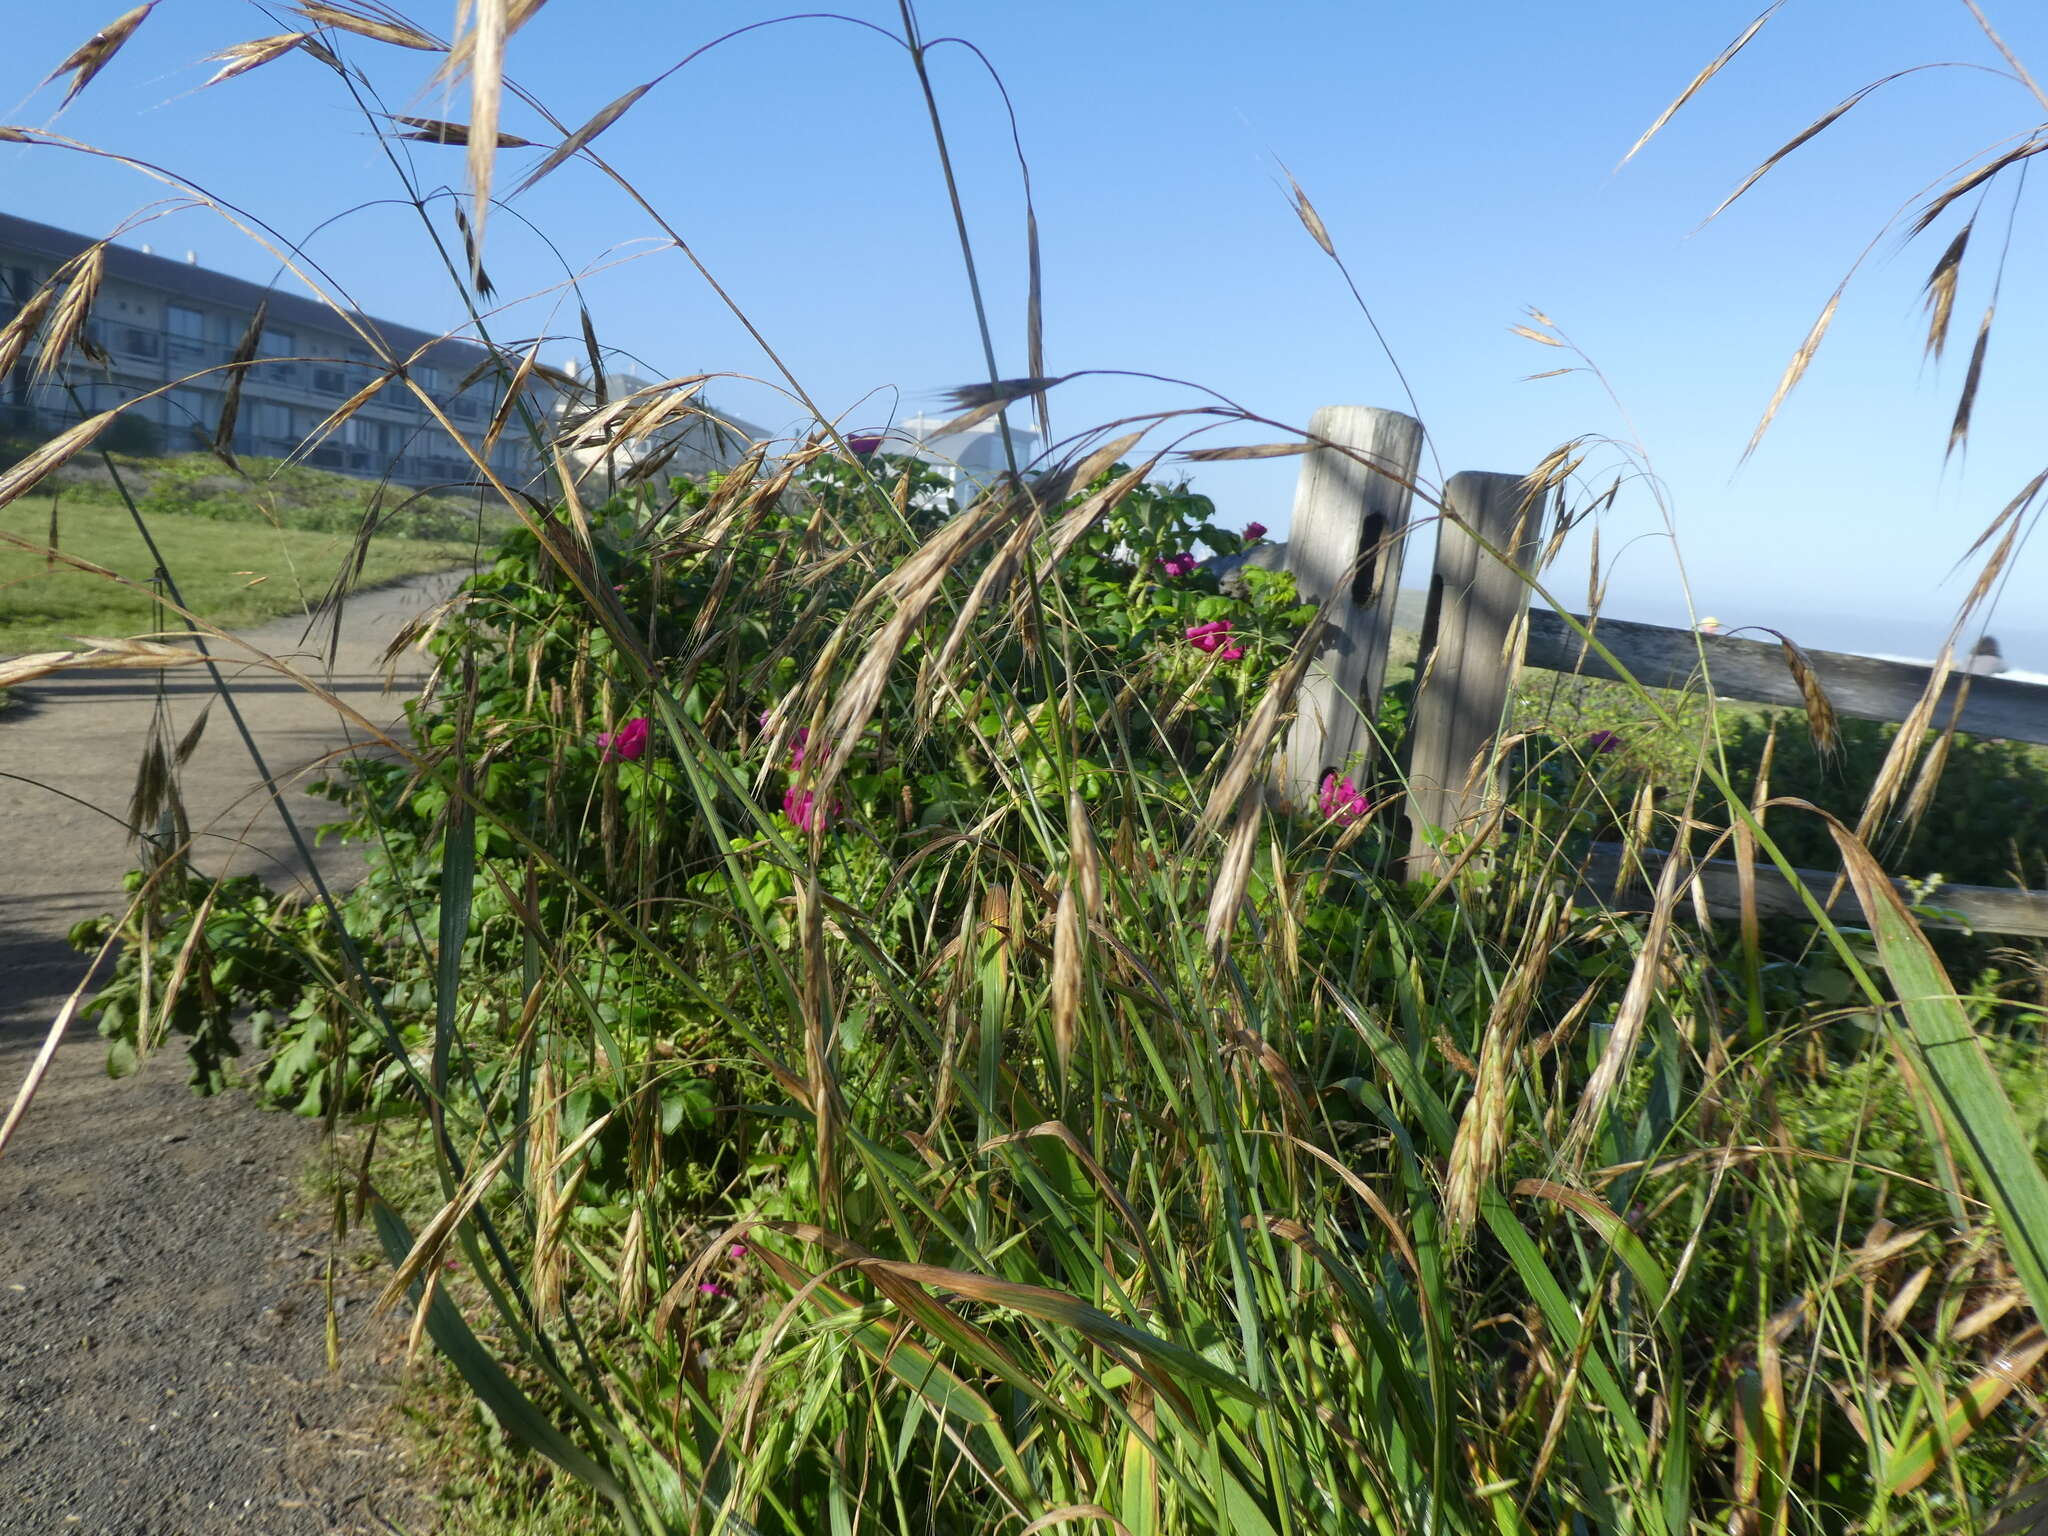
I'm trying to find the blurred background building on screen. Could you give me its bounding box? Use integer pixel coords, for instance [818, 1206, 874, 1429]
[0, 212, 538, 489]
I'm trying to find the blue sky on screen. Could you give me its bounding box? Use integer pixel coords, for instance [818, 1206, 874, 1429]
[5, 0, 2045, 662]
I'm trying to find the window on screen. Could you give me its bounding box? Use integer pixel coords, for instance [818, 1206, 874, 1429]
[169, 385, 219, 443]
[312, 367, 347, 394]
[257, 326, 296, 358]
[416, 364, 442, 392]
[0, 266, 32, 323]
[250, 401, 292, 441]
[165, 304, 205, 340]
[120, 328, 161, 358]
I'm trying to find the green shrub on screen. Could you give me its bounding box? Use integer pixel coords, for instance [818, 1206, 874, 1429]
[87, 445, 2048, 1532]
[1721, 713, 2048, 889]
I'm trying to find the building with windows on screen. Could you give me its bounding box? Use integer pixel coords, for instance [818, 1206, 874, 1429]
[0, 211, 538, 489]
[889, 411, 1041, 508]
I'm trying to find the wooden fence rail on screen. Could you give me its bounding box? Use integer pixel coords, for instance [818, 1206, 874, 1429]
[1525, 610, 2048, 748]
[1270, 403, 2048, 936]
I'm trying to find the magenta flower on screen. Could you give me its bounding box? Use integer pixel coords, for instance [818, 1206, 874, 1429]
[1186, 619, 1234, 654]
[1318, 773, 1372, 824]
[1587, 730, 1623, 755]
[599, 717, 650, 762]
[1243, 522, 1267, 544]
[1219, 644, 1245, 661]
[790, 726, 810, 769]
[698, 1282, 726, 1298]
[782, 784, 841, 832]
[846, 434, 884, 456]
[1159, 553, 1198, 580]
[729, 1243, 748, 1259]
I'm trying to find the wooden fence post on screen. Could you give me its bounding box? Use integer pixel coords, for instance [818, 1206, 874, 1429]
[1404, 470, 1542, 881]
[1277, 405, 1425, 810]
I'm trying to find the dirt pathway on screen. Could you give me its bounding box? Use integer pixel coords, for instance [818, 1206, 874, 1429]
[0, 573, 465, 1535]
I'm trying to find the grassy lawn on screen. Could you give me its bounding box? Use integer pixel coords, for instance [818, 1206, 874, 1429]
[0, 494, 479, 655]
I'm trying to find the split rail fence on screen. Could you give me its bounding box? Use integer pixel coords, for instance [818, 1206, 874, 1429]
[1266, 404, 2048, 939]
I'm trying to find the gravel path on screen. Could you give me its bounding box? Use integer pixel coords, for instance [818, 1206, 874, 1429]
[0, 573, 465, 1535]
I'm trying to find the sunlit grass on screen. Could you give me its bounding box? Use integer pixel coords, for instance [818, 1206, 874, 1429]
[0, 494, 477, 653]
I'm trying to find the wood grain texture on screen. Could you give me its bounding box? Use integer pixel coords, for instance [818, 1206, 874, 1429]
[1584, 841, 2048, 937]
[1526, 610, 2048, 745]
[1277, 405, 1424, 808]
[1404, 471, 1542, 879]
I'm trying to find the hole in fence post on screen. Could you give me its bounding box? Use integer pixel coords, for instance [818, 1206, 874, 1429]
[1416, 570, 1445, 677]
[1350, 511, 1386, 606]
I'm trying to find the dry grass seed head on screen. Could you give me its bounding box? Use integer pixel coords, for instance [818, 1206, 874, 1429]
[1745, 284, 1844, 459]
[806, 492, 1025, 805]
[1050, 883, 1082, 1083]
[306, 364, 395, 455]
[386, 112, 534, 148]
[375, 1136, 520, 1313]
[1948, 300, 1995, 460]
[1203, 796, 1263, 956]
[1198, 608, 1329, 834]
[202, 33, 313, 88]
[1564, 845, 1687, 1165]
[1763, 630, 1840, 757]
[1285, 171, 1337, 259]
[1445, 896, 1563, 1239]
[937, 374, 1073, 419]
[292, 2, 442, 52]
[932, 506, 1041, 682]
[514, 80, 653, 196]
[209, 300, 269, 469]
[440, 0, 510, 275]
[1922, 220, 1972, 361]
[1910, 140, 2048, 238]
[0, 410, 120, 513]
[29, 244, 109, 387]
[1620, 3, 1783, 166]
[0, 281, 58, 383]
[1180, 441, 1308, 463]
[1047, 453, 1161, 563]
[1067, 788, 1102, 919]
[45, 3, 157, 106]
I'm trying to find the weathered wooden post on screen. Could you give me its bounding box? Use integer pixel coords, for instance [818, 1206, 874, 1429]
[1403, 470, 1542, 881]
[1277, 405, 1425, 810]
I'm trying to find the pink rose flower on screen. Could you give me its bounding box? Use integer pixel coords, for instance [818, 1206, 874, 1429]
[782, 784, 842, 833]
[599, 717, 650, 762]
[1243, 522, 1267, 543]
[1318, 773, 1371, 824]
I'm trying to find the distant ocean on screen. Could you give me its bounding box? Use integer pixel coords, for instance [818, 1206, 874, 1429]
[1790, 612, 2047, 686]
[1868, 659, 2048, 687]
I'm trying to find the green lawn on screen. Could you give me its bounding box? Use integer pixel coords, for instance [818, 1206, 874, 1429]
[0, 495, 479, 655]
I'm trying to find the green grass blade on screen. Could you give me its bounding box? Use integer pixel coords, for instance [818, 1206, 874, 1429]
[369, 1199, 639, 1527]
[1835, 832, 2048, 1326]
